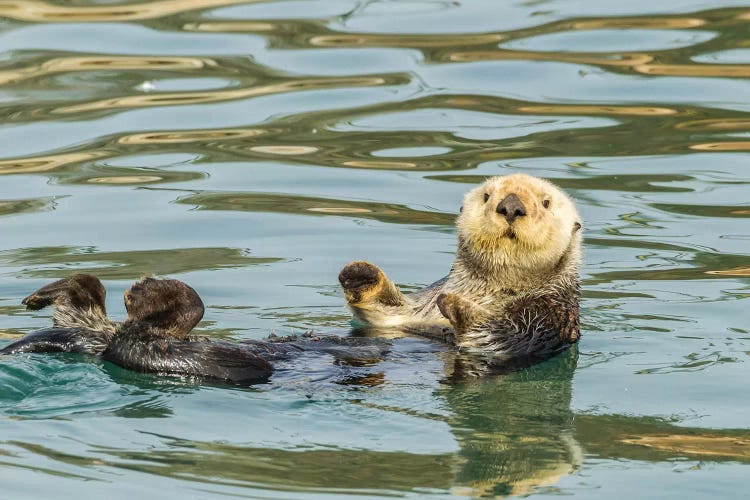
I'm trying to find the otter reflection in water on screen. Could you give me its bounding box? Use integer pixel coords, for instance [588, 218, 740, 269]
[0, 274, 389, 383]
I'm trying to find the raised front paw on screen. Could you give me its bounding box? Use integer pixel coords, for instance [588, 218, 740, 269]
[338, 261, 383, 292]
[338, 261, 386, 304]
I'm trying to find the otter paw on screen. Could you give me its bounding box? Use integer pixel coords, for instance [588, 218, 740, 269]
[436, 293, 459, 324]
[338, 261, 383, 292]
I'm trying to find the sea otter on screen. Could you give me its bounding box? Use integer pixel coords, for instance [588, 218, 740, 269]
[1, 274, 388, 384]
[339, 173, 582, 361]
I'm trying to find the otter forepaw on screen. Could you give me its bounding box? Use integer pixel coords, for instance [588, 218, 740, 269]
[437, 293, 483, 335]
[339, 261, 384, 303]
[436, 293, 460, 326]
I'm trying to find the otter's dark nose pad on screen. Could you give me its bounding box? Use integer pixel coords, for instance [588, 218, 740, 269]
[496, 194, 526, 224]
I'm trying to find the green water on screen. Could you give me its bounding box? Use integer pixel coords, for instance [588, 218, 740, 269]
[1, 0, 749, 497]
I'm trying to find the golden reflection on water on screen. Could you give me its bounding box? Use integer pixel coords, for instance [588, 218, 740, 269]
[179, 191, 456, 225]
[249, 145, 319, 155]
[52, 76, 400, 114]
[182, 21, 277, 33]
[0, 56, 218, 86]
[634, 63, 750, 78]
[447, 50, 655, 68]
[568, 17, 707, 29]
[119, 128, 267, 145]
[690, 141, 750, 151]
[677, 118, 750, 130]
[0, 151, 110, 174]
[0, 0, 252, 22]
[86, 175, 164, 184]
[707, 267, 750, 276]
[517, 104, 677, 116]
[620, 435, 750, 459]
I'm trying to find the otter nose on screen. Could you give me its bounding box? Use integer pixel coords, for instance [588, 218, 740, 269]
[496, 194, 526, 223]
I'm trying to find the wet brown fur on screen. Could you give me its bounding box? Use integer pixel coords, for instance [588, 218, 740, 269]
[3, 275, 389, 384]
[339, 174, 582, 360]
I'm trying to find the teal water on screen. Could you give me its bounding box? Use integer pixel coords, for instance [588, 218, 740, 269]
[1, 0, 749, 497]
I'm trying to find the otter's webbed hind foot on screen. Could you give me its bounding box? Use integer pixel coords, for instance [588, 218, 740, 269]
[1, 274, 114, 356]
[23, 274, 105, 312]
[22, 274, 113, 332]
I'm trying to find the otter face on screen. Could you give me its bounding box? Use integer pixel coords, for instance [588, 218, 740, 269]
[124, 277, 205, 338]
[457, 174, 581, 269]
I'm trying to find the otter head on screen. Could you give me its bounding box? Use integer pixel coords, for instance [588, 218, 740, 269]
[123, 277, 205, 338]
[457, 174, 582, 273]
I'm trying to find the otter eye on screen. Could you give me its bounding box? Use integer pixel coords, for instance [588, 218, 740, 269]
[542, 199, 550, 209]
[483, 193, 489, 203]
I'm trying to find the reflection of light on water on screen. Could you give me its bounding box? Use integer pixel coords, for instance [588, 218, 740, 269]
[119, 128, 266, 144]
[690, 141, 750, 151]
[52, 76, 395, 114]
[183, 21, 277, 33]
[0, 0, 253, 22]
[0, 56, 217, 86]
[677, 118, 750, 130]
[307, 207, 372, 214]
[517, 104, 677, 116]
[308, 33, 506, 48]
[448, 50, 654, 67]
[634, 63, 750, 77]
[250, 146, 319, 155]
[137, 81, 156, 92]
[86, 176, 163, 184]
[706, 267, 750, 276]
[621, 435, 750, 459]
[0, 151, 109, 174]
[570, 17, 706, 29]
[343, 160, 418, 169]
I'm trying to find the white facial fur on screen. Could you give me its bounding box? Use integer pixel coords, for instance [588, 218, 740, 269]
[457, 174, 581, 270]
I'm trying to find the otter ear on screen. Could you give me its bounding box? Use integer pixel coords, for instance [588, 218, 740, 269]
[459, 205, 463, 213]
[573, 222, 582, 233]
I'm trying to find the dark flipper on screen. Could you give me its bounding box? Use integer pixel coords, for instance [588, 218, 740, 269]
[0, 327, 110, 355]
[21, 274, 114, 334]
[103, 338, 276, 384]
[23, 274, 106, 313]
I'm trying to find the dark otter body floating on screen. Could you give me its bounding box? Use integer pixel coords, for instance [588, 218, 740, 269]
[1, 275, 388, 384]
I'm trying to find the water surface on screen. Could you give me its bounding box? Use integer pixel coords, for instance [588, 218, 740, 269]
[0, 0, 749, 498]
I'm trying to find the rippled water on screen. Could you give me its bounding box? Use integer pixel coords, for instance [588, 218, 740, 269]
[0, 0, 749, 497]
